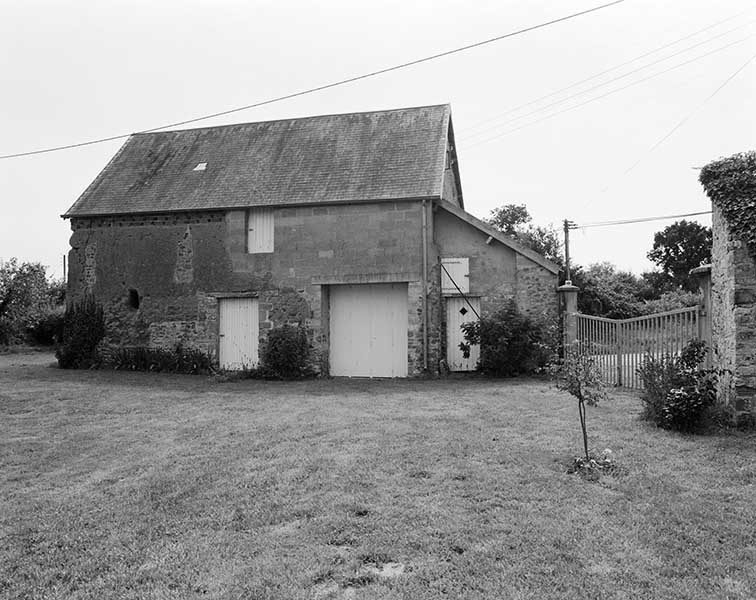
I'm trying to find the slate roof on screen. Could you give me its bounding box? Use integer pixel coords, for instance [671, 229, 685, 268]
[65, 104, 452, 217]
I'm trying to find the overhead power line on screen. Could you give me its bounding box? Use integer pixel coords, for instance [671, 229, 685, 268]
[621, 47, 756, 176]
[462, 9, 752, 136]
[576, 43, 756, 212]
[460, 17, 756, 141]
[460, 34, 753, 150]
[572, 210, 712, 229]
[0, 0, 625, 161]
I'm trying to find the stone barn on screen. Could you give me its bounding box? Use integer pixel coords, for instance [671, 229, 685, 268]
[63, 104, 559, 376]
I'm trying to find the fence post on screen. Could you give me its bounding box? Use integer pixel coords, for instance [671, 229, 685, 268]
[558, 283, 579, 348]
[616, 322, 623, 387]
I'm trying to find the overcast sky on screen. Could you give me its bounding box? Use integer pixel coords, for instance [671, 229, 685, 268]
[1, 0, 754, 279]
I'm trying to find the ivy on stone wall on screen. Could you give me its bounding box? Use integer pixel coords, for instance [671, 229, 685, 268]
[699, 151, 756, 259]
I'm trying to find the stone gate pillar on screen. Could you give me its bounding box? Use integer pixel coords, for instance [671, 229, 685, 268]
[690, 264, 712, 367]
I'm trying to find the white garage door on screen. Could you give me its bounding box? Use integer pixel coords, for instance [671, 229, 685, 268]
[329, 283, 408, 377]
[219, 297, 259, 370]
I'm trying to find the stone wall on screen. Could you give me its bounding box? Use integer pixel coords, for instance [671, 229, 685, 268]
[515, 255, 560, 323]
[68, 202, 426, 373]
[710, 203, 756, 413]
[67, 199, 557, 376]
[431, 207, 558, 369]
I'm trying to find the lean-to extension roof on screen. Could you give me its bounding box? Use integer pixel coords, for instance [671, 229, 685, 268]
[65, 104, 453, 217]
[437, 199, 561, 274]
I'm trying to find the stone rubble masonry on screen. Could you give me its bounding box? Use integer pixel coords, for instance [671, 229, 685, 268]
[174, 226, 194, 284]
[515, 256, 560, 324]
[431, 208, 558, 370]
[68, 202, 424, 374]
[67, 200, 558, 376]
[711, 203, 756, 413]
[84, 242, 97, 292]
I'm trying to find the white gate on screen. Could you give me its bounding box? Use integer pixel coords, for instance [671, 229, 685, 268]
[446, 296, 480, 371]
[576, 306, 700, 389]
[329, 283, 408, 377]
[219, 297, 259, 370]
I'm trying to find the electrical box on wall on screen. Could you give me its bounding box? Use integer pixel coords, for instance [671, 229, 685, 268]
[441, 257, 469, 295]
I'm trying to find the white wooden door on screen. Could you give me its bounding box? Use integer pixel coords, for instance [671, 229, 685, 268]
[329, 283, 408, 377]
[446, 296, 480, 371]
[219, 298, 259, 370]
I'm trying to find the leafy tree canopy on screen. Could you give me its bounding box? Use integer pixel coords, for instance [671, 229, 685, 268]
[486, 204, 564, 267]
[0, 259, 64, 345]
[646, 220, 711, 292]
[487, 204, 531, 234]
[0, 259, 49, 344]
[570, 262, 698, 319]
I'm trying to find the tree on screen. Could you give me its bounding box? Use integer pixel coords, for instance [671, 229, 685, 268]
[486, 204, 565, 267]
[550, 348, 607, 462]
[647, 220, 711, 292]
[487, 204, 531, 234]
[639, 270, 672, 299]
[0, 259, 49, 344]
[571, 262, 647, 319]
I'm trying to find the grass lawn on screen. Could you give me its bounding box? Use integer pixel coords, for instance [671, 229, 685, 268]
[1, 353, 755, 599]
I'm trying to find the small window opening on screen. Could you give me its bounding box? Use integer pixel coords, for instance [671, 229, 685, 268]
[128, 289, 140, 310]
[193, 162, 207, 171]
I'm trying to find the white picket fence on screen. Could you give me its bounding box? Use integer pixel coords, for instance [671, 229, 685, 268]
[575, 306, 701, 389]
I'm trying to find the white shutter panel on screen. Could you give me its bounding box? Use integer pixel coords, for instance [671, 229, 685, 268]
[247, 208, 274, 253]
[441, 258, 469, 294]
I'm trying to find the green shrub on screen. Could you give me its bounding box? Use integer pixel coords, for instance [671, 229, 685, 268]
[459, 300, 547, 376]
[259, 324, 313, 379]
[637, 340, 719, 432]
[56, 295, 105, 369]
[28, 308, 65, 345]
[101, 344, 215, 375]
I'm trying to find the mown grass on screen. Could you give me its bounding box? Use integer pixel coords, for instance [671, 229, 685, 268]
[1, 353, 755, 599]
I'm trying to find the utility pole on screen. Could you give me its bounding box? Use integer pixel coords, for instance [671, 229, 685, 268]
[563, 219, 577, 284]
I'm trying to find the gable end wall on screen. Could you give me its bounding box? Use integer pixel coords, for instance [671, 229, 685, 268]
[432, 208, 558, 370]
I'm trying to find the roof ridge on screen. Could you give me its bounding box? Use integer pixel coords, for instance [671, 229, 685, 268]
[131, 103, 451, 136]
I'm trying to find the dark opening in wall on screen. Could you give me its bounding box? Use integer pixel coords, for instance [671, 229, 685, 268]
[128, 289, 140, 310]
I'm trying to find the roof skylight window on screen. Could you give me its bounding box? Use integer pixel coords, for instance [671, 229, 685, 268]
[193, 162, 207, 171]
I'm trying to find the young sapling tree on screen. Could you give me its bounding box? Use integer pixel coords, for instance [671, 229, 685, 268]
[550, 345, 607, 462]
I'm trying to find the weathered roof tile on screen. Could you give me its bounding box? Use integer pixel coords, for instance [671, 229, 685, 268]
[65, 104, 451, 217]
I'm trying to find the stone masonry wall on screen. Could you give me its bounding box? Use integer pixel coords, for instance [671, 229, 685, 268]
[68, 202, 425, 373]
[67, 200, 557, 376]
[515, 255, 560, 324]
[711, 204, 756, 413]
[711, 205, 737, 406]
[432, 208, 558, 369]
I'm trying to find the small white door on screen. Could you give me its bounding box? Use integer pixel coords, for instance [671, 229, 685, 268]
[330, 283, 408, 377]
[446, 297, 480, 371]
[219, 298, 259, 370]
